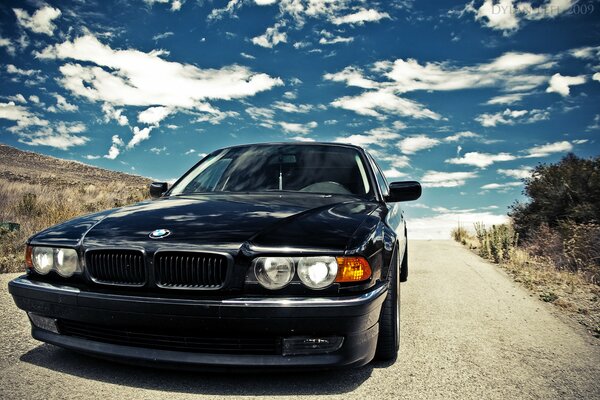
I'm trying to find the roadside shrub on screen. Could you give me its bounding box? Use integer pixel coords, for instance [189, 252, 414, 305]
[451, 225, 469, 244]
[466, 223, 518, 263]
[17, 193, 39, 217]
[561, 222, 600, 283]
[510, 153, 600, 241]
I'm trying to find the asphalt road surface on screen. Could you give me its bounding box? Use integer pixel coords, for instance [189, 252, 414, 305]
[1, 240, 599, 400]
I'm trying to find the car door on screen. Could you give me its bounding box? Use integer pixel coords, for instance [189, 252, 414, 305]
[366, 153, 406, 257]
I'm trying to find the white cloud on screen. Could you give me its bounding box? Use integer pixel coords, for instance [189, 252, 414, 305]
[246, 106, 275, 121]
[409, 212, 508, 240]
[398, 135, 441, 154]
[128, 126, 153, 148]
[241, 52, 256, 59]
[104, 135, 124, 159]
[464, 0, 577, 34]
[52, 94, 78, 112]
[384, 168, 407, 179]
[293, 41, 311, 49]
[13, 6, 61, 36]
[152, 31, 174, 41]
[36, 34, 283, 110]
[334, 127, 401, 148]
[378, 52, 551, 94]
[497, 167, 532, 179]
[370, 148, 411, 169]
[319, 30, 354, 45]
[330, 89, 441, 120]
[6, 94, 27, 104]
[150, 146, 167, 154]
[252, 22, 287, 48]
[570, 45, 600, 60]
[546, 73, 586, 96]
[326, 51, 553, 121]
[273, 101, 313, 113]
[56, 122, 86, 135]
[193, 109, 239, 125]
[208, 0, 241, 20]
[255, 0, 278, 5]
[0, 36, 16, 56]
[279, 121, 317, 134]
[324, 66, 379, 89]
[290, 136, 316, 142]
[485, 92, 526, 105]
[18, 127, 89, 150]
[138, 106, 172, 126]
[421, 170, 478, 188]
[446, 151, 516, 168]
[101, 104, 129, 126]
[481, 181, 522, 190]
[144, 0, 184, 12]
[593, 73, 600, 82]
[331, 8, 390, 25]
[0, 101, 48, 131]
[444, 131, 480, 142]
[525, 140, 573, 157]
[6, 64, 40, 76]
[475, 108, 549, 127]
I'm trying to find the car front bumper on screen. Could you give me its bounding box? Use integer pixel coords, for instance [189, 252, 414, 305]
[9, 276, 387, 370]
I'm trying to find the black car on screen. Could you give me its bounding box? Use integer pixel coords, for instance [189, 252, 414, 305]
[9, 142, 421, 369]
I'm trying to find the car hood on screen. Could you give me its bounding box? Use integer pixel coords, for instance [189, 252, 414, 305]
[32, 194, 378, 253]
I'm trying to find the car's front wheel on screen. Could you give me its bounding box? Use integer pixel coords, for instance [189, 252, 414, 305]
[374, 244, 400, 361]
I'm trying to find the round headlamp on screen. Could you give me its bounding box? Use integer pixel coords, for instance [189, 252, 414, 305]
[297, 256, 338, 289]
[254, 257, 294, 290]
[32, 247, 54, 275]
[55, 248, 79, 277]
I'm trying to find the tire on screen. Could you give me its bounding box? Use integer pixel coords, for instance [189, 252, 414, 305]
[374, 244, 400, 361]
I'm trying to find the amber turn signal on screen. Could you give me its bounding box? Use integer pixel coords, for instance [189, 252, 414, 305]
[335, 257, 372, 282]
[25, 245, 33, 270]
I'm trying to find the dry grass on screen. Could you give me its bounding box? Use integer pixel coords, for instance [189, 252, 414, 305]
[0, 143, 151, 273]
[0, 180, 149, 273]
[453, 223, 600, 338]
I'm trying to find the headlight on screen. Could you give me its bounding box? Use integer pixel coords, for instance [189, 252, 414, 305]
[29, 246, 80, 277]
[297, 257, 338, 289]
[55, 248, 79, 277]
[32, 247, 54, 275]
[253, 257, 294, 290]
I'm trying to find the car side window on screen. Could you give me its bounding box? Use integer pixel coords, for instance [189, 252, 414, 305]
[368, 154, 389, 197]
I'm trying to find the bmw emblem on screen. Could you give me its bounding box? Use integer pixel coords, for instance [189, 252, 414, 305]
[149, 229, 171, 239]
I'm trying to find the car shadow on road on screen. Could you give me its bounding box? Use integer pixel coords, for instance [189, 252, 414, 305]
[20, 344, 395, 395]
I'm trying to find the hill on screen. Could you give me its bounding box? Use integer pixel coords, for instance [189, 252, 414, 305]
[0, 144, 152, 273]
[0, 144, 151, 188]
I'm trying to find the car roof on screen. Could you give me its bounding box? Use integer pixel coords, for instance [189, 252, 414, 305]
[215, 141, 366, 152]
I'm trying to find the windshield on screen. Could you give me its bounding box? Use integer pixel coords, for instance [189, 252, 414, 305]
[169, 144, 374, 198]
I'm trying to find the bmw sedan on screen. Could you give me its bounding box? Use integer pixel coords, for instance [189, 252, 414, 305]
[9, 142, 421, 369]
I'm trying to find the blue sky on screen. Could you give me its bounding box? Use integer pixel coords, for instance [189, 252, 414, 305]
[0, 0, 599, 238]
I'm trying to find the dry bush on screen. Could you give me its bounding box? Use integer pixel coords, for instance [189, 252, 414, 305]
[451, 225, 469, 243]
[0, 179, 149, 273]
[522, 222, 600, 284]
[471, 223, 518, 263]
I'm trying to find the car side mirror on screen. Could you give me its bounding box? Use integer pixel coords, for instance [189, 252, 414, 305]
[150, 182, 168, 199]
[385, 181, 422, 202]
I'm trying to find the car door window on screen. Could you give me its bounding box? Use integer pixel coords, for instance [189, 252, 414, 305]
[368, 154, 389, 197]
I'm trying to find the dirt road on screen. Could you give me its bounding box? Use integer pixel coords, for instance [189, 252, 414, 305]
[1, 240, 599, 399]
